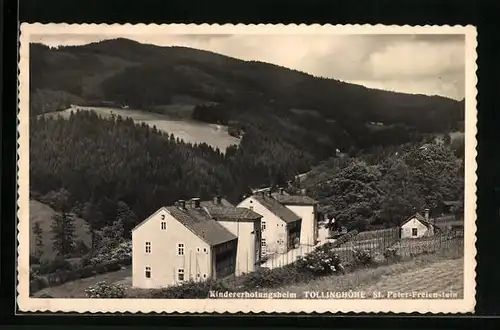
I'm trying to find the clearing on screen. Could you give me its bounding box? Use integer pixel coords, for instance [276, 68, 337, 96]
[41, 106, 241, 152]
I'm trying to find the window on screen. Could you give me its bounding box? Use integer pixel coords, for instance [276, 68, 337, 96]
[261, 221, 266, 231]
[161, 221, 166, 230]
[249, 206, 254, 211]
[412, 228, 418, 236]
[203, 274, 207, 278]
[261, 238, 267, 247]
[197, 247, 200, 252]
[145, 266, 151, 278]
[203, 248, 207, 253]
[178, 243, 184, 256]
[145, 242, 151, 253]
[177, 268, 185, 281]
[197, 273, 200, 278]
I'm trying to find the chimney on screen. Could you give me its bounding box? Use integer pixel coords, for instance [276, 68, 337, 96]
[301, 188, 306, 196]
[279, 187, 284, 195]
[216, 195, 222, 205]
[178, 199, 186, 209]
[267, 189, 272, 197]
[192, 197, 201, 208]
[174, 201, 179, 207]
[424, 208, 429, 221]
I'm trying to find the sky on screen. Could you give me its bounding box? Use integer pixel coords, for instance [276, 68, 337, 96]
[32, 33, 466, 100]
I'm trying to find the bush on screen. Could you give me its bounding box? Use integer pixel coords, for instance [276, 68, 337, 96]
[383, 246, 402, 262]
[295, 244, 342, 276]
[91, 241, 132, 265]
[39, 258, 74, 275]
[331, 230, 359, 247]
[30, 276, 49, 294]
[151, 278, 230, 299]
[85, 281, 126, 298]
[241, 265, 312, 289]
[353, 248, 373, 266]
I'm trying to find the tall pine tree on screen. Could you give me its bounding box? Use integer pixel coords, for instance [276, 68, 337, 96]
[32, 221, 44, 260]
[51, 212, 75, 258]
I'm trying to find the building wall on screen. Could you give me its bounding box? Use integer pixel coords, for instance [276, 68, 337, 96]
[284, 204, 318, 246]
[400, 218, 429, 239]
[238, 197, 288, 255]
[132, 207, 212, 289]
[218, 219, 261, 275]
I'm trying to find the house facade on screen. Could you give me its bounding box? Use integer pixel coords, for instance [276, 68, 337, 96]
[271, 188, 319, 246]
[238, 192, 301, 256]
[131, 199, 237, 289]
[201, 196, 263, 275]
[400, 210, 436, 239]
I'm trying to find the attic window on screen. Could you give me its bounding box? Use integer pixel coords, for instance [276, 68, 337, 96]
[203, 248, 207, 253]
[161, 221, 166, 230]
[178, 243, 185, 255]
[145, 266, 151, 278]
[412, 228, 418, 236]
[145, 242, 151, 253]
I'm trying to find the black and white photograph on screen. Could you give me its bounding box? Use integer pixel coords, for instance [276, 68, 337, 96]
[17, 23, 477, 314]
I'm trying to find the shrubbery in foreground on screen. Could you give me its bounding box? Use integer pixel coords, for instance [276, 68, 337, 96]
[85, 281, 126, 298]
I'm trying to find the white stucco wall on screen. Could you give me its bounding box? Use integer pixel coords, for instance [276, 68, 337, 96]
[132, 207, 212, 289]
[238, 197, 288, 255]
[284, 204, 317, 246]
[400, 217, 429, 239]
[218, 218, 261, 275]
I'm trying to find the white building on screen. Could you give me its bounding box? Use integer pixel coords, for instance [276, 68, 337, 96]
[400, 210, 437, 239]
[201, 196, 263, 275]
[238, 191, 301, 256]
[271, 188, 319, 246]
[131, 199, 237, 289]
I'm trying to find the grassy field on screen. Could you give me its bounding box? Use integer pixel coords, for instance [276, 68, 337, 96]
[41, 106, 241, 152]
[33, 267, 132, 298]
[30, 200, 91, 261]
[265, 253, 463, 299]
[33, 246, 463, 299]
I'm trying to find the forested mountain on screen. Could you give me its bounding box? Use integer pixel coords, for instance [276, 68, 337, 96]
[29, 38, 465, 247]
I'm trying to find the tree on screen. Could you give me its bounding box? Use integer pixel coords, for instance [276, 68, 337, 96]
[115, 201, 138, 239]
[315, 160, 383, 230]
[51, 212, 75, 257]
[82, 198, 104, 257]
[32, 221, 44, 260]
[403, 144, 463, 211]
[443, 133, 452, 146]
[378, 157, 426, 227]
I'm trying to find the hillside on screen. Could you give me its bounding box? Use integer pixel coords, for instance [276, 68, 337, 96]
[30, 200, 91, 261]
[30, 38, 464, 155]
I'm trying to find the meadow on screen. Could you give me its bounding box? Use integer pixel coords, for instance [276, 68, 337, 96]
[41, 105, 241, 152]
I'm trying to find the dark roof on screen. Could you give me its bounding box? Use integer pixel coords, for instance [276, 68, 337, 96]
[271, 192, 318, 205]
[252, 195, 301, 224]
[200, 198, 262, 221]
[166, 206, 237, 246]
[443, 201, 461, 206]
[400, 213, 436, 229]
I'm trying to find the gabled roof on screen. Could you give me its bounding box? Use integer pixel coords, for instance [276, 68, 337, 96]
[252, 194, 301, 224]
[271, 192, 318, 206]
[201, 198, 262, 222]
[166, 206, 237, 246]
[132, 205, 237, 246]
[400, 213, 436, 229]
